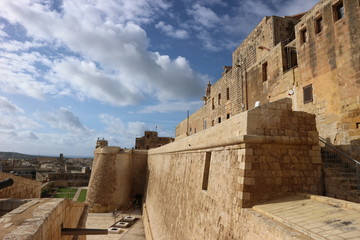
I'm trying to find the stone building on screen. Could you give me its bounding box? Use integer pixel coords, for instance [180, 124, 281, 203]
[176, 0, 360, 160]
[135, 131, 174, 149]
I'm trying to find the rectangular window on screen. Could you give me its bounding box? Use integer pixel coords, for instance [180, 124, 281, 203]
[303, 84, 313, 104]
[227, 113, 230, 119]
[202, 152, 211, 190]
[203, 119, 207, 130]
[262, 62, 268, 82]
[211, 120, 214, 126]
[300, 28, 308, 44]
[218, 93, 221, 105]
[226, 87, 230, 100]
[212, 98, 215, 110]
[333, 1, 344, 21]
[315, 16, 323, 34]
[284, 47, 298, 71]
[218, 117, 221, 123]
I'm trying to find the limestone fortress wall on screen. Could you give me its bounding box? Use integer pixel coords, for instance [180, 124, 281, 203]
[143, 99, 322, 239]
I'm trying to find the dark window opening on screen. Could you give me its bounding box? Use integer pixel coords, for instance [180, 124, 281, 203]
[227, 113, 230, 119]
[300, 28, 308, 44]
[218, 117, 221, 123]
[333, 1, 344, 21]
[146, 135, 150, 138]
[146, 145, 150, 149]
[303, 84, 313, 104]
[356, 122, 360, 129]
[315, 16, 323, 34]
[226, 87, 230, 100]
[195, 128, 197, 133]
[212, 98, 215, 110]
[202, 152, 211, 190]
[284, 47, 298, 71]
[218, 93, 221, 105]
[262, 62, 268, 82]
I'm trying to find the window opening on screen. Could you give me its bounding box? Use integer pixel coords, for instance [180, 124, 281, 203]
[300, 28, 308, 44]
[218, 117, 221, 123]
[227, 113, 230, 119]
[315, 16, 323, 34]
[284, 47, 298, 71]
[226, 87, 230, 100]
[303, 84, 313, 104]
[333, 1, 344, 21]
[212, 98, 215, 110]
[262, 62, 268, 82]
[218, 93, 221, 105]
[203, 119, 207, 130]
[202, 152, 211, 190]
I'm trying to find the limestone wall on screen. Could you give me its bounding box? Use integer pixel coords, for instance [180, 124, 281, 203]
[87, 148, 147, 212]
[0, 198, 86, 240]
[145, 99, 322, 239]
[293, 0, 360, 158]
[0, 172, 41, 199]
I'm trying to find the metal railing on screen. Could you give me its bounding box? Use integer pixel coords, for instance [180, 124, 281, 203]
[319, 137, 360, 191]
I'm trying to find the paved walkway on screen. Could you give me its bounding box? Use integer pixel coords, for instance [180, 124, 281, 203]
[86, 209, 145, 240]
[253, 195, 360, 240]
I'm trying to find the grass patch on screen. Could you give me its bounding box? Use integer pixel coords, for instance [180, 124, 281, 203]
[77, 189, 87, 202]
[54, 192, 75, 199]
[57, 188, 77, 193]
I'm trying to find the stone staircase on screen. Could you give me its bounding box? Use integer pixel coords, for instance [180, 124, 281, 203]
[320, 139, 360, 203]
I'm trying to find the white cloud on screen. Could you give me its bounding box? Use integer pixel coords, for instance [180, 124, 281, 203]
[0, 0, 205, 105]
[155, 21, 189, 39]
[0, 96, 24, 113]
[139, 100, 203, 113]
[187, 4, 222, 29]
[40, 107, 88, 132]
[0, 51, 55, 99]
[99, 114, 148, 147]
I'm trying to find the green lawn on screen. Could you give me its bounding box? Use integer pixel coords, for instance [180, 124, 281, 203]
[57, 187, 77, 193]
[54, 192, 75, 199]
[54, 187, 77, 199]
[77, 189, 87, 202]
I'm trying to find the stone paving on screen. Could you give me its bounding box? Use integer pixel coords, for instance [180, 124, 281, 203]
[86, 209, 145, 240]
[253, 195, 360, 240]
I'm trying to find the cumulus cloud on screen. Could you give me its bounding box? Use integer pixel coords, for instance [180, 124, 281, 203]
[155, 21, 189, 39]
[187, 4, 222, 29]
[99, 114, 148, 147]
[0, 96, 23, 113]
[139, 100, 203, 113]
[40, 107, 87, 132]
[0, 0, 205, 106]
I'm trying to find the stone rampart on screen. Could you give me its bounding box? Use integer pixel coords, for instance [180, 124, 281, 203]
[0, 198, 86, 240]
[0, 172, 41, 199]
[144, 98, 322, 239]
[86, 148, 148, 212]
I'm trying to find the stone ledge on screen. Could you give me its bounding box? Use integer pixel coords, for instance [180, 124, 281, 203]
[149, 135, 318, 155]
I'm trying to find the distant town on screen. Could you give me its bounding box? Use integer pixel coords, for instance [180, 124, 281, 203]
[0, 151, 92, 198]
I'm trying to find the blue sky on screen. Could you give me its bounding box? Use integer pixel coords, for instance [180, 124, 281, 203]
[0, 0, 318, 157]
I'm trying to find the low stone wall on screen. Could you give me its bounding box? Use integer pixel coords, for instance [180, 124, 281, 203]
[144, 99, 322, 239]
[0, 172, 41, 199]
[0, 198, 86, 240]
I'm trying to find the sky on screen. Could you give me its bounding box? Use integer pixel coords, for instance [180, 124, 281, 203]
[0, 0, 319, 157]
